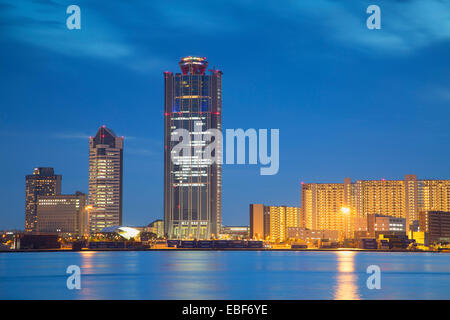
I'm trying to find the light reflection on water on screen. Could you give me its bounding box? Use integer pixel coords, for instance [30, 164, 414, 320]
[1, 251, 450, 299]
[334, 251, 359, 300]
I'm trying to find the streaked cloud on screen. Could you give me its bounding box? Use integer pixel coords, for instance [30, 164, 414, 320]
[50, 132, 90, 140]
[0, 0, 164, 71]
[0, 130, 90, 140]
[429, 87, 450, 102]
[1, 0, 448, 70]
[281, 0, 450, 54]
[127, 148, 159, 157]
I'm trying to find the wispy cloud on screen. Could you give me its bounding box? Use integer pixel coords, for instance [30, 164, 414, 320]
[0, 130, 90, 140]
[1, 0, 448, 68]
[0, 0, 167, 72]
[289, 0, 450, 53]
[0, 131, 163, 157]
[427, 87, 450, 103]
[127, 148, 159, 157]
[50, 132, 90, 140]
[151, 0, 450, 54]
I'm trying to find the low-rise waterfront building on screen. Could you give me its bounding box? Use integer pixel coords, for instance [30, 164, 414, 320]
[287, 227, 339, 242]
[148, 219, 164, 238]
[221, 226, 250, 239]
[353, 214, 406, 239]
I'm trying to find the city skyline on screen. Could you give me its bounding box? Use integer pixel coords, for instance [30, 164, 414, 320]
[2, 0, 450, 305]
[1, 0, 450, 230]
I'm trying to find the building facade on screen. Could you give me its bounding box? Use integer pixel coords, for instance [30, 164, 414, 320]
[268, 206, 300, 242]
[249, 204, 300, 241]
[89, 126, 124, 233]
[419, 211, 450, 244]
[36, 192, 87, 236]
[148, 219, 164, 238]
[164, 57, 222, 239]
[25, 167, 62, 232]
[287, 228, 339, 242]
[367, 214, 406, 238]
[301, 175, 450, 237]
[301, 178, 353, 238]
[249, 204, 264, 239]
[221, 226, 250, 239]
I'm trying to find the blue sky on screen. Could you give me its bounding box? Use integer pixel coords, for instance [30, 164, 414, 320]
[0, 0, 449, 229]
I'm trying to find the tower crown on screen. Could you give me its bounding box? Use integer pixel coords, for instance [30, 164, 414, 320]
[91, 126, 119, 148]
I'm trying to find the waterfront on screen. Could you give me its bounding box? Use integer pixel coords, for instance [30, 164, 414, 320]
[1, 251, 449, 299]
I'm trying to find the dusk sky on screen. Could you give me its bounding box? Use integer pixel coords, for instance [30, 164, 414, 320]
[0, 0, 449, 229]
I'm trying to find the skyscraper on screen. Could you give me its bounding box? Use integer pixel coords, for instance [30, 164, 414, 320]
[164, 56, 222, 239]
[301, 178, 353, 238]
[25, 167, 62, 232]
[89, 126, 124, 233]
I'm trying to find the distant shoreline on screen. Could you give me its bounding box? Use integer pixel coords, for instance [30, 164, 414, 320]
[0, 248, 447, 253]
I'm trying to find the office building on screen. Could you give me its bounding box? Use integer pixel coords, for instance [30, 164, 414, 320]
[164, 56, 222, 239]
[36, 192, 87, 236]
[249, 204, 264, 239]
[15, 233, 60, 250]
[89, 126, 124, 233]
[355, 214, 406, 240]
[367, 214, 406, 237]
[25, 168, 62, 232]
[419, 211, 450, 244]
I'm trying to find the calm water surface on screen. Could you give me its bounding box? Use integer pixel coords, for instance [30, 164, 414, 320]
[1, 251, 449, 299]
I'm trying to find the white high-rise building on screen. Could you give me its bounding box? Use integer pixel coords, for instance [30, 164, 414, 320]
[89, 126, 123, 233]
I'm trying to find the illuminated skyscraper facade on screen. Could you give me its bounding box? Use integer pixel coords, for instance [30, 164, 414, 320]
[25, 167, 62, 232]
[89, 126, 123, 233]
[164, 57, 222, 239]
[301, 178, 353, 238]
[269, 206, 301, 242]
[419, 180, 450, 212]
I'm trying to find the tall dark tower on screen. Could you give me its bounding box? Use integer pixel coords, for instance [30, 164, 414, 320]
[164, 56, 222, 239]
[25, 167, 62, 232]
[89, 126, 124, 233]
